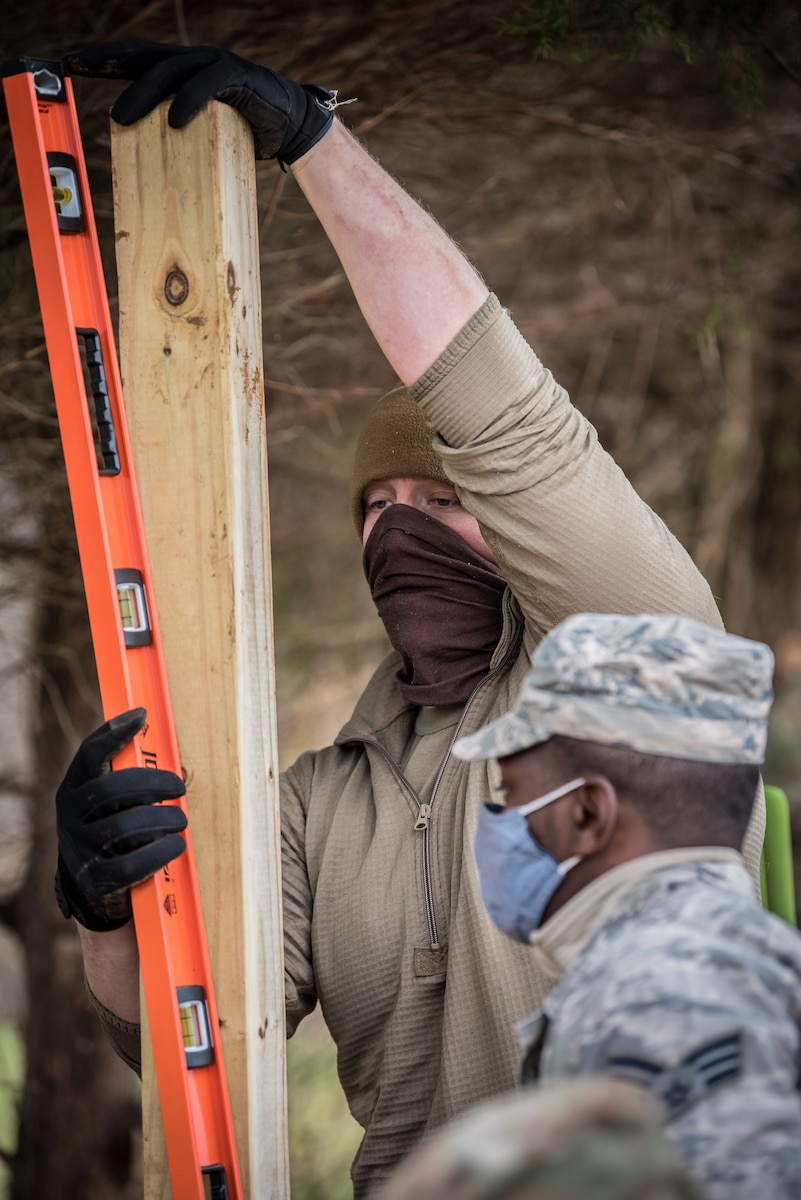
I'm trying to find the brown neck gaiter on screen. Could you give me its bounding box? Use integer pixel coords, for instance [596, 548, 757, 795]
[363, 505, 507, 706]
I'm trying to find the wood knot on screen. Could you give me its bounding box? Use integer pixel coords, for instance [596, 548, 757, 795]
[164, 269, 189, 306]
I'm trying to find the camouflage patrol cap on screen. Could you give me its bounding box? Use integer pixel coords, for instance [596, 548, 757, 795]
[454, 612, 774, 765]
[376, 1077, 701, 1200]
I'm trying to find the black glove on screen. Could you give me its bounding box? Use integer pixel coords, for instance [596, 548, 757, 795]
[54, 707, 188, 932]
[62, 40, 336, 164]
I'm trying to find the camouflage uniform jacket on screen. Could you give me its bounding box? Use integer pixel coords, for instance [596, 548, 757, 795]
[519, 859, 801, 1200]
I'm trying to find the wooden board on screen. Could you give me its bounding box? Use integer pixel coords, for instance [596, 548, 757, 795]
[111, 102, 289, 1199]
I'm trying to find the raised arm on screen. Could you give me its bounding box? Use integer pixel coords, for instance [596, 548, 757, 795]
[291, 120, 489, 382]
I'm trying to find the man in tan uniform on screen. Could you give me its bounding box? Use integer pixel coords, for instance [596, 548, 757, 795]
[55, 43, 764, 1197]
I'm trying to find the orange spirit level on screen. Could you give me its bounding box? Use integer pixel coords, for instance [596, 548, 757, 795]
[2, 57, 243, 1200]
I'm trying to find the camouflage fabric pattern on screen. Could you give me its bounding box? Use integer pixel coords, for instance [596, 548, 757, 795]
[521, 860, 801, 1200]
[454, 612, 773, 765]
[374, 1076, 701, 1200]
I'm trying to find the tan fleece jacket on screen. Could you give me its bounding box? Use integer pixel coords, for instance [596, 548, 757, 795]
[96, 294, 763, 1197]
[280, 295, 763, 1195]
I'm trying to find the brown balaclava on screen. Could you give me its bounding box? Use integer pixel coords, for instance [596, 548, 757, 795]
[352, 387, 507, 706]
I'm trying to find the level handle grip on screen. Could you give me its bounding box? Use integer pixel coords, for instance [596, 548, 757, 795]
[76, 327, 120, 475]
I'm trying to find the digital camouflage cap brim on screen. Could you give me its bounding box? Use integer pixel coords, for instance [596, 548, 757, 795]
[453, 612, 774, 765]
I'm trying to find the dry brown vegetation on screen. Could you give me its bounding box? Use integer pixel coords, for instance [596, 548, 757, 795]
[0, 1, 800, 1195]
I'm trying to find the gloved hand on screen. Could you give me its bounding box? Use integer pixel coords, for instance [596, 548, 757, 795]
[54, 707, 188, 932]
[62, 40, 336, 164]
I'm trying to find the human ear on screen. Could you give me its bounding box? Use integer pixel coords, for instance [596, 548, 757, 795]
[570, 776, 618, 856]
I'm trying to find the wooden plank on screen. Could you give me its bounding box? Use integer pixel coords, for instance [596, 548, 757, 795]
[110, 102, 289, 1199]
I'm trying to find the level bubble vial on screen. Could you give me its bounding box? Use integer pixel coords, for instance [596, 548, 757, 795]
[114, 568, 153, 647]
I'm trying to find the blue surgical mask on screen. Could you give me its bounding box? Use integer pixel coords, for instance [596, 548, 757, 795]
[475, 777, 586, 943]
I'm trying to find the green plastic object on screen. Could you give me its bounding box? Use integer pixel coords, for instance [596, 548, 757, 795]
[761, 785, 797, 926]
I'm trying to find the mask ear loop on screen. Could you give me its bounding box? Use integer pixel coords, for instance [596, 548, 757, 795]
[556, 853, 582, 877]
[517, 777, 586, 877]
[517, 777, 586, 818]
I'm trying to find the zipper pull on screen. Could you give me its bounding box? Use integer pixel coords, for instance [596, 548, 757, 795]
[414, 803, 432, 831]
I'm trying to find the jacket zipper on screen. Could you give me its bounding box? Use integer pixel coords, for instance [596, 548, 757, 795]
[352, 715, 474, 950]
[415, 693, 480, 948]
[342, 589, 524, 950]
[415, 595, 524, 946]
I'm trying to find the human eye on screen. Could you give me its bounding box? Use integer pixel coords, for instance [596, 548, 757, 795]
[430, 492, 461, 509]
[365, 495, 392, 512]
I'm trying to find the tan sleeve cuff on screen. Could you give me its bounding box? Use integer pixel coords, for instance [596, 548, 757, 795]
[86, 978, 142, 1077]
